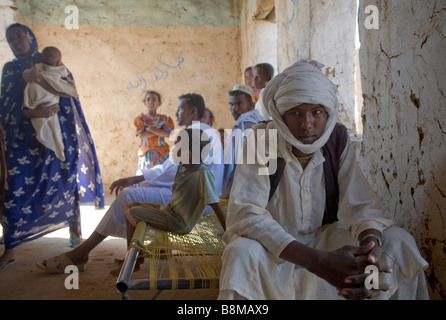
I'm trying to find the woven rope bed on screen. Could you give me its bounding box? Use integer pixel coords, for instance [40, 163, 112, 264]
[116, 212, 225, 299]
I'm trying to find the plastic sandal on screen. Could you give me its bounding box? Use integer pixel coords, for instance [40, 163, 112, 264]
[0, 259, 16, 271]
[68, 237, 82, 248]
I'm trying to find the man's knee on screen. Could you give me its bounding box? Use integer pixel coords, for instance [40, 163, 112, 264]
[382, 226, 416, 247]
[381, 226, 422, 258]
[120, 188, 137, 203]
[222, 237, 266, 264]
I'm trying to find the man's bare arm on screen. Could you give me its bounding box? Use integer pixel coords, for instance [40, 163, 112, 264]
[209, 202, 226, 231]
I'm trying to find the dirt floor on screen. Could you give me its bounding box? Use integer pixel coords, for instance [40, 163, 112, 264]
[0, 201, 218, 300]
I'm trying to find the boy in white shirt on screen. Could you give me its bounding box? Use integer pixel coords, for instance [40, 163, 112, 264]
[124, 128, 226, 249]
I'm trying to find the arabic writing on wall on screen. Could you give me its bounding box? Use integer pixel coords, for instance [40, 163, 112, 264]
[287, 0, 296, 29]
[126, 55, 185, 92]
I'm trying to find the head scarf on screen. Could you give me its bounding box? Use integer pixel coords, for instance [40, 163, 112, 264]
[1, 24, 41, 141]
[6, 23, 41, 64]
[262, 59, 339, 158]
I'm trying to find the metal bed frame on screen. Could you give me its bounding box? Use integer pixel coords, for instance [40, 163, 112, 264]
[116, 213, 225, 300]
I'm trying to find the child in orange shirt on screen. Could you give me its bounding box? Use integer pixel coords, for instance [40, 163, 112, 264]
[134, 91, 174, 171]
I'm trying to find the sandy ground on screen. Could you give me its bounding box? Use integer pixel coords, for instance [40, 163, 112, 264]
[0, 202, 218, 300]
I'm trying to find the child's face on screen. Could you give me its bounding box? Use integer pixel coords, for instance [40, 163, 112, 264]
[253, 67, 269, 90]
[244, 69, 254, 87]
[42, 55, 62, 66]
[145, 93, 161, 113]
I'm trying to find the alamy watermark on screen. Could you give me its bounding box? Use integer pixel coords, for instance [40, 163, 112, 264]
[364, 5, 379, 30]
[63, 262, 379, 291]
[64, 5, 79, 30]
[365, 265, 380, 290]
[64, 4, 380, 31]
[64, 265, 79, 289]
[169, 123, 278, 176]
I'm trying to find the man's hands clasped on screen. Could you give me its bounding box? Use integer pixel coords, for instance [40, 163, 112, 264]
[334, 241, 393, 300]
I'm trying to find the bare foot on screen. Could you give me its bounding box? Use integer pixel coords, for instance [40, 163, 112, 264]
[110, 256, 144, 277]
[63, 250, 89, 266]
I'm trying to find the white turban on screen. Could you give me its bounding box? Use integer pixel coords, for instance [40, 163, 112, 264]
[262, 59, 339, 158]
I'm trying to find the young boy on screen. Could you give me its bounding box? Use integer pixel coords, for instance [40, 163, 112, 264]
[23, 46, 78, 161]
[124, 128, 226, 252]
[253, 63, 274, 120]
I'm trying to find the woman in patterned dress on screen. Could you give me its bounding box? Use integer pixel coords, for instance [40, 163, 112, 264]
[0, 23, 104, 270]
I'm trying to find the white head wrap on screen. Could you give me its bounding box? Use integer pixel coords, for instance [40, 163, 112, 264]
[262, 59, 339, 157]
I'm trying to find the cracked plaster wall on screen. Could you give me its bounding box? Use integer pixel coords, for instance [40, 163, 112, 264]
[275, 0, 361, 133]
[275, 0, 446, 299]
[0, 0, 15, 64]
[358, 0, 446, 299]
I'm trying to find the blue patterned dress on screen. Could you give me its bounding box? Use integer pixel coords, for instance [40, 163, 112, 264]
[0, 24, 104, 250]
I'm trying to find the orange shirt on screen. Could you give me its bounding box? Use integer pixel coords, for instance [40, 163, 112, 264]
[134, 114, 174, 156]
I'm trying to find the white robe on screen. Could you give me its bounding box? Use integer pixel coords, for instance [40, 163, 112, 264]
[254, 89, 271, 121]
[220, 109, 265, 199]
[23, 63, 78, 161]
[218, 124, 429, 300]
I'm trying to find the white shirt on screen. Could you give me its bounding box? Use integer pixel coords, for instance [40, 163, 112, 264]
[140, 121, 224, 214]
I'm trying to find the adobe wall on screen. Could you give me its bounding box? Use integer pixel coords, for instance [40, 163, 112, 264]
[2, 0, 241, 188]
[0, 0, 15, 65]
[275, 0, 446, 299]
[358, 0, 446, 299]
[275, 0, 360, 133]
[239, 0, 278, 79]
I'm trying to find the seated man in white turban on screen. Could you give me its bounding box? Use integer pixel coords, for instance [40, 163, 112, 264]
[218, 60, 429, 300]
